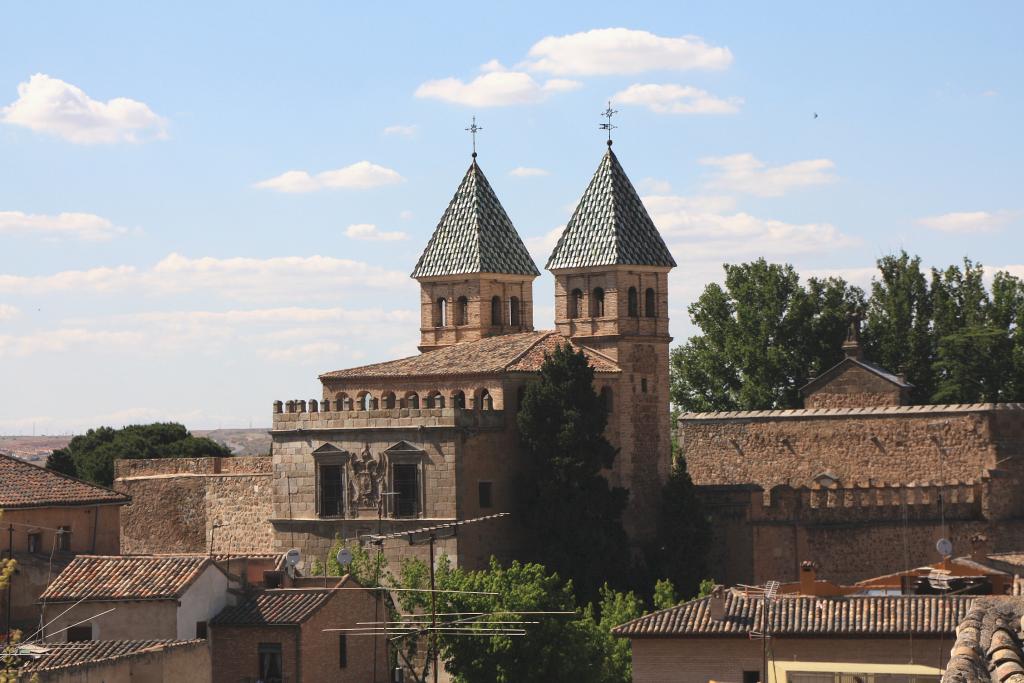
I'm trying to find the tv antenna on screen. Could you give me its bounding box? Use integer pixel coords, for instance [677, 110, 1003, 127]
[742, 580, 780, 683]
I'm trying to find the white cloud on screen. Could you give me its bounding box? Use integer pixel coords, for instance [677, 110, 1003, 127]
[638, 178, 673, 194]
[509, 166, 549, 177]
[0, 253, 412, 301]
[415, 71, 581, 107]
[525, 226, 565, 263]
[383, 124, 417, 137]
[254, 161, 404, 193]
[1, 73, 166, 144]
[344, 223, 408, 241]
[399, 210, 414, 221]
[917, 211, 1013, 234]
[642, 193, 858, 261]
[700, 154, 837, 197]
[0, 211, 126, 241]
[523, 28, 732, 75]
[613, 83, 741, 115]
[0, 328, 146, 358]
[0, 304, 19, 321]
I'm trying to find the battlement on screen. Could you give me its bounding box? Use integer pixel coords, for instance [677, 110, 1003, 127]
[114, 456, 271, 479]
[271, 401, 506, 431]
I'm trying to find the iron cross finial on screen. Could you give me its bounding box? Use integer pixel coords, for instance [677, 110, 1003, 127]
[599, 101, 618, 146]
[465, 116, 483, 158]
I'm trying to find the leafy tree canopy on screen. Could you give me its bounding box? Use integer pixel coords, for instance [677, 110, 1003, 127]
[516, 343, 630, 605]
[46, 422, 231, 486]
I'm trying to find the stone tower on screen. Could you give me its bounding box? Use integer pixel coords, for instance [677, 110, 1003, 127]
[546, 143, 677, 538]
[412, 156, 540, 352]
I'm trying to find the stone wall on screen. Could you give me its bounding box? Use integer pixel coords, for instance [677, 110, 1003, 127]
[804, 362, 905, 408]
[114, 456, 273, 555]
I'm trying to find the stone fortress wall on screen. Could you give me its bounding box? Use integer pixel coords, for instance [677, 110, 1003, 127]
[114, 456, 274, 555]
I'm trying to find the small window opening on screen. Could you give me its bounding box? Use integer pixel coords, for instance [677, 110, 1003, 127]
[258, 643, 284, 683]
[478, 481, 493, 509]
[318, 464, 345, 518]
[456, 296, 468, 326]
[57, 526, 71, 552]
[509, 296, 521, 326]
[339, 634, 348, 668]
[196, 621, 208, 639]
[452, 390, 466, 409]
[405, 392, 419, 409]
[392, 463, 420, 518]
[570, 289, 583, 319]
[436, 298, 448, 327]
[382, 392, 396, 409]
[27, 532, 41, 554]
[641, 378, 648, 393]
[628, 287, 639, 317]
[68, 626, 92, 642]
[645, 287, 656, 318]
[491, 296, 502, 326]
[592, 288, 605, 317]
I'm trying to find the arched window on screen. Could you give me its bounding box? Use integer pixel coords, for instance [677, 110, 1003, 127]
[476, 389, 492, 410]
[436, 298, 448, 327]
[404, 392, 420, 409]
[628, 287, 639, 317]
[645, 288, 656, 318]
[381, 392, 396, 409]
[427, 390, 444, 409]
[491, 296, 502, 326]
[456, 296, 468, 326]
[334, 393, 349, 411]
[592, 288, 605, 317]
[569, 289, 583, 319]
[509, 297, 521, 326]
[359, 392, 373, 411]
[600, 386, 613, 413]
[452, 390, 466, 409]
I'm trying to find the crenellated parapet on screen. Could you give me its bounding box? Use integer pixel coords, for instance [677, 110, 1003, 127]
[271, 403, 506, 432]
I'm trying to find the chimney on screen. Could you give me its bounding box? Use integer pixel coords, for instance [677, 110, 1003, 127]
[800, 560, 820, 595]
[707, 585, 727, 620]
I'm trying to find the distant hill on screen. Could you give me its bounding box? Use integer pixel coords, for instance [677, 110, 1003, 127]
[0, 427, 271, 464]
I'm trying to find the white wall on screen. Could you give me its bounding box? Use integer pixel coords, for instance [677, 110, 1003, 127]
[176, 564, 232, 639]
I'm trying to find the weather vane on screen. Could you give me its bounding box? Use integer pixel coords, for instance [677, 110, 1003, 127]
[599, 101, 618, 146]
[465, 115, 482, 158]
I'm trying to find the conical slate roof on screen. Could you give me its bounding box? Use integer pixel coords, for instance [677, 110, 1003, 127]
[546, 147, 676, 270]
[411, 160, 540, 278]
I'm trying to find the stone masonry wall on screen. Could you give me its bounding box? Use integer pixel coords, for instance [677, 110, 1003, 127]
[115, 456, 274, 554]
[804, 363, 905, 408]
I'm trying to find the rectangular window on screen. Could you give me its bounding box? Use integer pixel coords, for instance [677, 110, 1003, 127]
[478, 481, 493, 509]
[258, 642, 283, 683]
[393, 463, 419, 518]
[67, 625, 92, 642]
[195, 621, 208, 639]
[743, 672, 760, 683]
[339, 633, 348, 668]
[27, 532, 41, 554]
[58, 526, 71, 552]
[318, 463, 345, 517]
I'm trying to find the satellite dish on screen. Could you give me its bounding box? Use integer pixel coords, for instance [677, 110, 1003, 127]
[336, 547, 353, 568]
[285, 548, 301, 567]
[936, 538, 953, 557]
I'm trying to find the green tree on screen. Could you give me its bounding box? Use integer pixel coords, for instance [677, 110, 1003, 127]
[47, 423, 231, 485]
[646, 451, 711, 599]
[516, 344, 629, 604]
[671, 259, 862, 412]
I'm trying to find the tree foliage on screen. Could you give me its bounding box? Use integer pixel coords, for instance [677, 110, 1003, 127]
[46, 422, 231, 486]
[672, 253, 1024, 411]
[516, 344, 629, 605]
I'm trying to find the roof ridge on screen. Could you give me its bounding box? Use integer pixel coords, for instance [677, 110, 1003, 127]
[502, 330, 555, 370]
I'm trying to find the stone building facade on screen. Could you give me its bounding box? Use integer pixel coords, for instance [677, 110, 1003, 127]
[269, 145, 676, 568]
[683, 334, 1024, 585]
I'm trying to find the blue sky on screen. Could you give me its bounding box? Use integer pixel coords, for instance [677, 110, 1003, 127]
[1, 2, 1021, 433]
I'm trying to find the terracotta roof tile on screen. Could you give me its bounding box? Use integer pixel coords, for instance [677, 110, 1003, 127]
[0, 453, 130, 509]
[546, 147, 676, 271]
[411, 160, 539, 278]
[19, 640, 202, 673]
[943, 597, 1024, 683]
[320, 331, 619, 380]
[211, 588, 333, 626]
[614, 591, 974, 638]
[680, 402, 1024, 422]
[41, 555, 216, 602]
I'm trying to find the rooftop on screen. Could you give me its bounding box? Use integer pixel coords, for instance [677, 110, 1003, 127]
[320, 330, 619, 380]
[0, 453, 130, 509]
[40, 555, 218, 602]
[411, 160, 539, 279]
[801, 355, 913, 394]
[679, 402, 1024, 422]
[546, 147, 676, 271]
[18, 639, 202, 674]
[613, 590, 974, 638]
[942, 596, 1024, 683]
[211, 587, 338, 626]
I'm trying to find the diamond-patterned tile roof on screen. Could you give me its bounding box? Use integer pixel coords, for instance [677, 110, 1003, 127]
[0, 453, 130, 509]
[546, 146, 676, 270]
[40, 555, 216, 602]
[411, 160, 540, 278]
[319, 331, 620, 380]
[613, 590, 974, 638]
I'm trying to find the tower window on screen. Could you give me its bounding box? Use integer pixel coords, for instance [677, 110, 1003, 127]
[318, 463, 345, 518]
[509, 297, 521, 326]
[436, 298, 448, 327]
[569, 289, 583, 319]
[452, 390, 466, 409]
[491, 296, 502, 326]
[641, 378, 648, 393]
[592, 288, 605, 317]
[405, 392, 419, 409]
[381, 392, 396, 409]
[456, 296, 468, 326]
[628, 287, 639, 317]
[645, 288, 656, 318]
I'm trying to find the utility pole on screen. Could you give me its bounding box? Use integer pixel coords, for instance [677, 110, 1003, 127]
[5, 523, 13, 645]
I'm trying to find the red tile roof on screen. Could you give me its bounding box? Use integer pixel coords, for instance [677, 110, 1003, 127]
[943, 596, 1024, 683]
[211, 588, 334, 626]
[614, 591, 975, 638]
[320, 331, 619, 381]
[19, 640, 203, 673]
[40, 555, 218, 602]
[0, 453, 130, 509]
